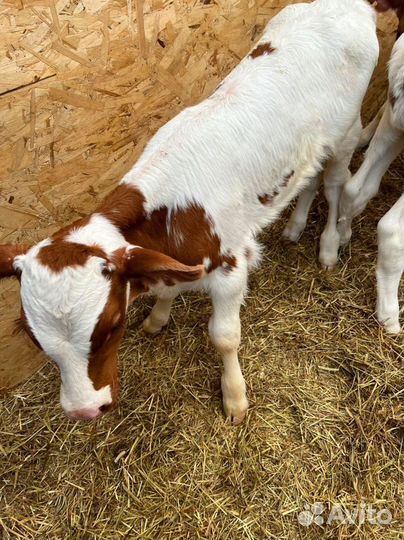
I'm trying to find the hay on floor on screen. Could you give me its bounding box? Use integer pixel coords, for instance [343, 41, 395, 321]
[0, 153, 402, 539]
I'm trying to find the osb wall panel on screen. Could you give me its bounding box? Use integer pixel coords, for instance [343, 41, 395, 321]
[0, 0, 399, 390]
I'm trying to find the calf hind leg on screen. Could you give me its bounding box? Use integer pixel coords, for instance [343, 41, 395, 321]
[376, 193, 404, 334]
[319, 118, 362, 269]
[143, 296, 176, 334]
[338, 103, 403, 245]
[283, 175, 320, 242]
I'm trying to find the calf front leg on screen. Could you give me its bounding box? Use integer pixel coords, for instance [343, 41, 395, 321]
[376, 193, 404, 334]
[143, 296, 176, 334]
[209, 269, 248, 425]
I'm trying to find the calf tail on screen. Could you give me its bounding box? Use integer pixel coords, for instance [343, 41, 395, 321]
[357, 102, 386, 149]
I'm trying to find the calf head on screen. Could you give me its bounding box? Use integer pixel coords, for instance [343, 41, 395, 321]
[1, 241, 203, 420]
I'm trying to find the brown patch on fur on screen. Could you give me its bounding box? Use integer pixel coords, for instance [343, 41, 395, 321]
[38, 242, 107, 273]
[258, 171, 294, 206]
[97, 184, 145, 230]
[52, 185, 144, 242]
[221, 253, 237, 274]
[88, 272, 127, 405]
[0, 244, 29, 277]
[374, 0, 402, 11]
[258, 193, 274, 205]
[258, 190, 279, 206]
[283, 170, 294, 183]
[124, 204, 237, 273]
[249, 42, 275, 59]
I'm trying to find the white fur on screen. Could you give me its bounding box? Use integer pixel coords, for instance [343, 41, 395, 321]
[339, 34, 404, 333]
[68, 214, 128, 253]
[123, 0, 377, 267]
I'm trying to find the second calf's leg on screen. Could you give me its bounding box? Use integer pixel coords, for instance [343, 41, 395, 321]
[283, 175, 320, 242]
[376, 193, 404, 334]
[143, 296, 176, 334]
[320, 118, 362, 269]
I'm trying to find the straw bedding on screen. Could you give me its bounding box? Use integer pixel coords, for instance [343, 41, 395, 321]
[1, 154, 402, 539]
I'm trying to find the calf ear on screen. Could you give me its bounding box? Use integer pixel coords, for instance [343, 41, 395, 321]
[0, 245, 29, 278]
[117, 247, 205, 288]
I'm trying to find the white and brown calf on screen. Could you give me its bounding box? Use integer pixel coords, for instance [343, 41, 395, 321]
[0, 0, 379, 423]
[338, 33, 404, 334]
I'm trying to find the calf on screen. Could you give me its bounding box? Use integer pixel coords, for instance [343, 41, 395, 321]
[282, 0, 402, 251]
[0, 0, 379, 423]
[338, 33, 404, 334]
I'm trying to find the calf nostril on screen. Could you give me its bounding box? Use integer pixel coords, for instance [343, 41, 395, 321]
[99, 403, 111, 413]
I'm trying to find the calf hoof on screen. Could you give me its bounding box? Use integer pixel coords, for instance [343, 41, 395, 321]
[282, 223, 303, 243]
[384, 323, 401, 335]
[319, 244, 339, 270]
[378, 316, 401, 335]
[319, 253, 338, 271]
[223, 395, 249, 426]
[143, 316, 164, 335]
[321, 262, 337, 271]
[319, 234, 339, 271]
